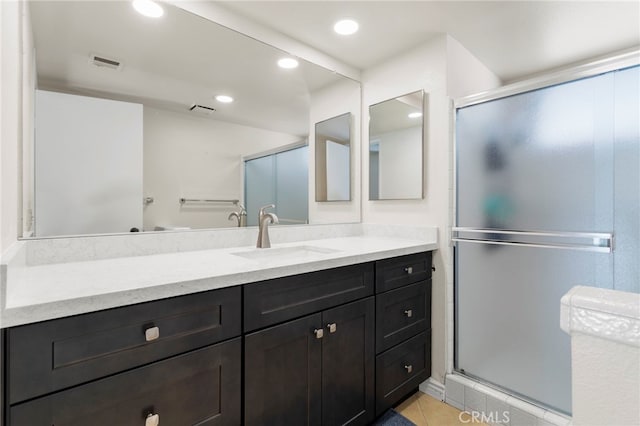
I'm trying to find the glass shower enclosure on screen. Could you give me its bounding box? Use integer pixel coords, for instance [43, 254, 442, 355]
[454, 65, 639, 414]
[244, 145, 309, 226]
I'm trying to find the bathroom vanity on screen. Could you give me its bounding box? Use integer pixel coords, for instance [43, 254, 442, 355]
[0, 228, 436, 425]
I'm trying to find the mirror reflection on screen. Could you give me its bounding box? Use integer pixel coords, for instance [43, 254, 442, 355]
[315, 113, 351, 202]
[23, 1, 359, 238]
[369, 91, 425, 200]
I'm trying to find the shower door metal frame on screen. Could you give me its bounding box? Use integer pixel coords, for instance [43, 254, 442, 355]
[449, 47, 640, 410]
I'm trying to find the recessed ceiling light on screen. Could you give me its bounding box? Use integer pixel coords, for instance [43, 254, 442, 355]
[215, 95, 234, 103]
[408, 112, 423, 119]
[334, 19, 359, 35]
[132, 0, 164, 18]
[278, 57, 299, 69]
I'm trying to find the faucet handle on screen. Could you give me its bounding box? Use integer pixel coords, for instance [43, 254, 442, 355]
[258, 204, 276, 217]
[238, 203, 247, 215]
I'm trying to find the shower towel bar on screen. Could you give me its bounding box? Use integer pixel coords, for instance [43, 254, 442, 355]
[179, 198, 239, 205]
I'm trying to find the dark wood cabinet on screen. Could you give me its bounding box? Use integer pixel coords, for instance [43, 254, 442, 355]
[376, 280, 431, 353]
[374, 252, 432, 415]
[245, 297, 375, 426]
[375, 251, 432, 293]
[3, 251, 432, 426]
[8, 286, 241, 404]
[244, 262, 374, 332]
[10, 338, 242, 426]
[244, 314, 323, 426]
[322, 298, 375, 426]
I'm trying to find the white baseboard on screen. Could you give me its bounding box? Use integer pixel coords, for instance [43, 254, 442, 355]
[419, 378, 445, 401]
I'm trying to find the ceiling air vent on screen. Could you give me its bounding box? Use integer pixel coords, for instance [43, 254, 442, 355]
[89, 54, 122, 71]
[189, 104, 216, 114]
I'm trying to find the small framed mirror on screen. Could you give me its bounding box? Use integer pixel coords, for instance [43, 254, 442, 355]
[315, 113, 352, 202]
[369, 90, 425, 200]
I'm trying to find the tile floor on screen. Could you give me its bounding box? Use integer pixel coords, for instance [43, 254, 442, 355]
[396, 392, 489, 426]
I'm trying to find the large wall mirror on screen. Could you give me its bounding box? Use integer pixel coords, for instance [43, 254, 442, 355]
[315, 113, 351, 202]
[369, 90, 425, 200]
[21, 1, 360, 238]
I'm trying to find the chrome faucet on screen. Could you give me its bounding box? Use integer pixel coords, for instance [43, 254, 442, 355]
[228, 203, 247, 227]
[256, 204, 278, 248]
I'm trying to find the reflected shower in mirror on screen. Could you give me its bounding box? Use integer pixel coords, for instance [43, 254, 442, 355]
[369, 91, 425, 200]
[22, 1, 360, 238]
[315, 113, 351, 202]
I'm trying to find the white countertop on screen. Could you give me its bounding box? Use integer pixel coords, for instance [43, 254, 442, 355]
[1, 230, 437, 328]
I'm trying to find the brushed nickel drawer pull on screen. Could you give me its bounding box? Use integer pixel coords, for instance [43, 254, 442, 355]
[314, 328, 324, 339]
[404, 266, 413, 274]
[404, 309, 413, 318]
[145, 326, 160, 342]
[404, 364, 413, 374]
[327, 323, 337, 333]
[145, 413, 159, 426]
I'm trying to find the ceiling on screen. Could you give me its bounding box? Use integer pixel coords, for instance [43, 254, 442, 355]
[29, 1, 352, 137]
[29, 0, 639, 137]
[219, 1, 640, 82]
[370, 91, 423, 136]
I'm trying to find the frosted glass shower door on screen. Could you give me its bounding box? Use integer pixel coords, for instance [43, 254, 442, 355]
[244, 146, 308, 226]
[275, 146, 309, 225]
[245, 155, 276, 226]
[454, 66, 639, 414]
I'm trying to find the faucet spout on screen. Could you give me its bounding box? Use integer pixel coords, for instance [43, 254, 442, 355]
[228, 203, 248, 227]
[228, 211, 240, 227]
[257, 206, 278, 248]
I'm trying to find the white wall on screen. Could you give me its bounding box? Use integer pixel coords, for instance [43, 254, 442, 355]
[325, 140, 350, 200]
[447, 36, 503, 99]
[21, 2, 35, 237]
[1, 1, 22, 254]
[361, 34, 501, 385]
[35, 91, 144, 236]
[374, 126, 423, 199]
[309, 79, 361, 224]
[143, 107, 299, 230]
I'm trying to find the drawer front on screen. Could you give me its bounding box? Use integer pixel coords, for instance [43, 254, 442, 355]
[8, 286, 241, 404]
[244, 262, 374, 332]
[376, 280, 431, 353]
[375, 252, 432, 293]
[9, 338, 242, 426]
[375, 331, 431, 416]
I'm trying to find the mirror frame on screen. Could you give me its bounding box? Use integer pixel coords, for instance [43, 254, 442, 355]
[368, 90, 426, 201]
[314, 112, 352, 202]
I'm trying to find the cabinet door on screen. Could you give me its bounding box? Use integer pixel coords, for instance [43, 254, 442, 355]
[322, 298, 375, 426]
[245, 314, 322, 426]
[10, 339, 241, 426]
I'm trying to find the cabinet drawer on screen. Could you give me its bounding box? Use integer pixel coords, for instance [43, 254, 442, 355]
[244, 262, 374, 332]
[8, 286, 241, 404]
[9, 338, 242, 426]
[375, 252, 432, 293]
[375, 331, 431, 416]
[376, 280, 431, 353]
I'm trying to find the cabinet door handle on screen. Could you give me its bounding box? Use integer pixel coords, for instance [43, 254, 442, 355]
[327, 323, 337, 333]
[404, 364, 413, 374]
[404, 309, 413, 318]
[314, 328, 324, 339]
[145, 326, 160, 342]
[145, 413, 159, 426]
[404, 266, 413, 274]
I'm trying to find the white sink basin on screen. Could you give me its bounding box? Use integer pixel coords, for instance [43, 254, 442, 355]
[231, 245, 339, 260]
